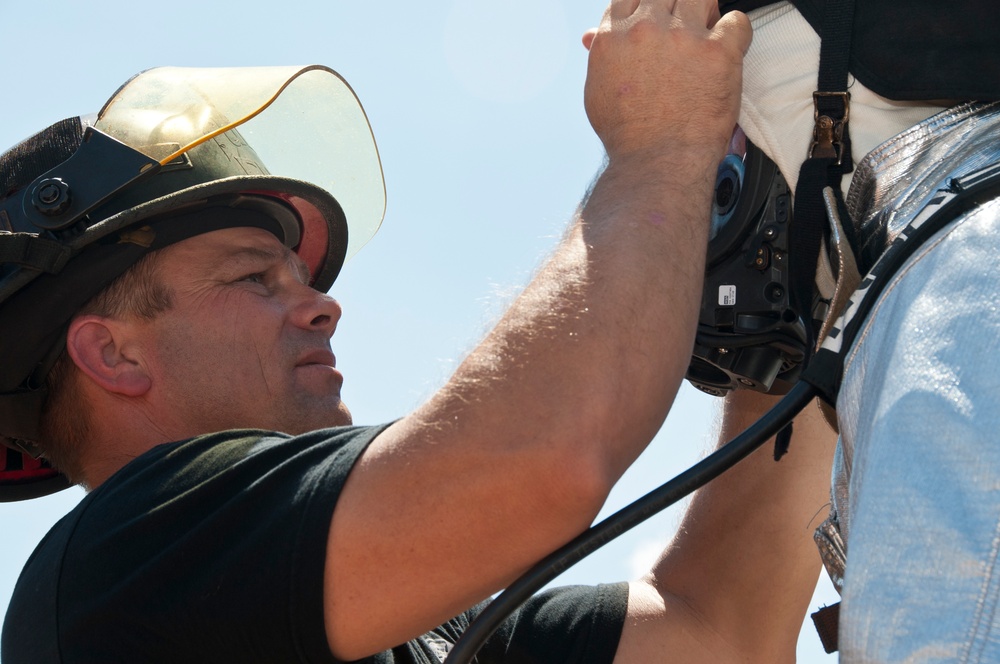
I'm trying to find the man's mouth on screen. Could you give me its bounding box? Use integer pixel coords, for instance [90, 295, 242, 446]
[296, 349, 336, 368]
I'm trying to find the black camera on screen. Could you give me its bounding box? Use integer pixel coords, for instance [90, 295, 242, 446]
[685, 128, 810, 396]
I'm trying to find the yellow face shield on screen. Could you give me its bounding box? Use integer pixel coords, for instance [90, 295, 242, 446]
[96, 65, 385, 261]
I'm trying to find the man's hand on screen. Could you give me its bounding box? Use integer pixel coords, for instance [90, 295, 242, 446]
[584, 0, 751, 167]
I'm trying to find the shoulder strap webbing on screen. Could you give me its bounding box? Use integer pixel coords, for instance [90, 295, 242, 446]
[803, 160, 1000, 406]
[788, 0, 856, 358]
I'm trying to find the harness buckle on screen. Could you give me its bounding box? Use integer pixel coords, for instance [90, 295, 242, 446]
[810, 91, 851, 165]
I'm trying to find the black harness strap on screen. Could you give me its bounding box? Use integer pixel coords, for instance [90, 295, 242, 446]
[782, 1, 857, 650]
[804, 160, 1000, 407]
[788, 0, 856, 359]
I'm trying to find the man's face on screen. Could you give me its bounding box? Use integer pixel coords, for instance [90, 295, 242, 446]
[132, 226, 352, 437]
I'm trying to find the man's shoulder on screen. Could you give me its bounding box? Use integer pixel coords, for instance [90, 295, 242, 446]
[104, 423, 391, 491]
[16, 424, 393, 580]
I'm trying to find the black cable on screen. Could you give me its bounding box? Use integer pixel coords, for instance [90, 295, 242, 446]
[444, 380, 818, 663]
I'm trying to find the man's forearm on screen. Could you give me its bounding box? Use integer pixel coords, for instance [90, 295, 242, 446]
[636, 390, 838, 662]
[435, 153, 717, 475]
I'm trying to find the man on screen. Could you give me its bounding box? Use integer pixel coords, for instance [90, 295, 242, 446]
[710, 0, 1000, 660]
[0, 0, 836, 661]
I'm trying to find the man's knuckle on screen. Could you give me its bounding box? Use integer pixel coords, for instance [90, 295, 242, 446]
[624, 15, 659, 44]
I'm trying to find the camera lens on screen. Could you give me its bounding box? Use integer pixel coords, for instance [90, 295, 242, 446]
[710, 155, 745, 240]
[716, 174, 738, 213]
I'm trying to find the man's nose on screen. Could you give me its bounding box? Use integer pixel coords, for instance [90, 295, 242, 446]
[291, 285, 342, 337]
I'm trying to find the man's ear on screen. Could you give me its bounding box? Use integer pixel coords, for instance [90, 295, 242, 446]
[65, 315, 152, 397]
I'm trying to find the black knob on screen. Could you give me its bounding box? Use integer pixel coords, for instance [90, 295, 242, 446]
[31, 178, 72, 217]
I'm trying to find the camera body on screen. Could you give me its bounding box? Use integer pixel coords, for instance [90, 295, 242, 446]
[685, 129, 809, 396]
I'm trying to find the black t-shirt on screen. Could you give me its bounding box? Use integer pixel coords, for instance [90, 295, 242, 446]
[2, 426, 627, 663]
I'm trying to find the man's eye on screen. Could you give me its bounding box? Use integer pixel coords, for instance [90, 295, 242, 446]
[241, 273, 266, 284]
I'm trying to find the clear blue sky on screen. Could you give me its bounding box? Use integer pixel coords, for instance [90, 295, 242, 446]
[0, 0, 837, 659]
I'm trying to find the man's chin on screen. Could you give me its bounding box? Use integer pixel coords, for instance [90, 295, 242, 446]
[289, 400, 352, 433]
[330, 401, 353, 427]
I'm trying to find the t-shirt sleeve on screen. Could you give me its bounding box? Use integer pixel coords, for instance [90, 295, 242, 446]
[448, 583, 629, 664]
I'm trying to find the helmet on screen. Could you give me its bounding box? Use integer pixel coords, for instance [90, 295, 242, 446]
[0, 65, 386, 500]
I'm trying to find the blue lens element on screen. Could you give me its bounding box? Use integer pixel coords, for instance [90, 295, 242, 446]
[710, 153, 745, 241]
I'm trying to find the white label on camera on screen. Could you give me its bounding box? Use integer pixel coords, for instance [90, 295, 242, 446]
[719, 285, 737, 306]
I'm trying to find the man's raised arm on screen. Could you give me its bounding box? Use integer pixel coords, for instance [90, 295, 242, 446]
[325, 0, 752, 658]
[618, 391, 838, 664]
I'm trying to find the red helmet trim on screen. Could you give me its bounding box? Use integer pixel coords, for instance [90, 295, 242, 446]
[247, 191, 331, 287]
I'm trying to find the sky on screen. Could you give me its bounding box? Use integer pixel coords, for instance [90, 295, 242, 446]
[0, 0, 838, 660]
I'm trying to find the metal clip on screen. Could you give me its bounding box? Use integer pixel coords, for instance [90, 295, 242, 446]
[809, 91, 851, 165]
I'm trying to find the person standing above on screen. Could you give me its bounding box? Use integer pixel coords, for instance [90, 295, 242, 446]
[706, 1, 1000, 660]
